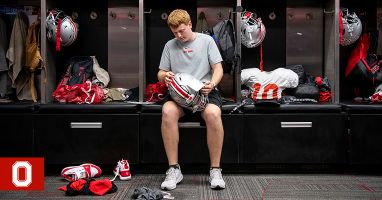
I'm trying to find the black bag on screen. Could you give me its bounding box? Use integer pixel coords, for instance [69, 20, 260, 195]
[351, 54, 382, 83]
[346, 31, 382, 86]
[66, 56, 94, 86]
[205, 17, 236, 73]
[293, 83, 320, 100]
[285, 65, 306, 84]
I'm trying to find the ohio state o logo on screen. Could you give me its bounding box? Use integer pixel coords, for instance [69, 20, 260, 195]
[12, 161, 32, 187]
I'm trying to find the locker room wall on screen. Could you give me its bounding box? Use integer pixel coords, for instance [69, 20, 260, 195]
[108, 1, 139, 89]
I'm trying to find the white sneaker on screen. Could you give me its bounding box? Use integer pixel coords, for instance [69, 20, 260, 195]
[61, 163, 102, 182]
[161, 166, 183, 190]
[209, 168, 226, 189]
[112, 159, 131, 181]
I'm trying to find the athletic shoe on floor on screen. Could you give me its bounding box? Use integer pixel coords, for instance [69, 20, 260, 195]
[209, 168, 226, 189]
[161, 165, 183, 190]
[61, 163, 102, 182]
[112, 159, 131, 181]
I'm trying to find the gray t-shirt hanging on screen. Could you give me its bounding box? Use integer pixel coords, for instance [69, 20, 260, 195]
[159, 33, 223, 82]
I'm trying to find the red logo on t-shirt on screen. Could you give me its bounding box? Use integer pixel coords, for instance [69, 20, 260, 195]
[183, 47, 193, 53]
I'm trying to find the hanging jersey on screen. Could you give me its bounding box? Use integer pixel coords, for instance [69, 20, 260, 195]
[241, 68, 299, 100]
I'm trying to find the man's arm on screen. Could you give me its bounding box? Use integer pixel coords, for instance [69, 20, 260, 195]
[158, 69, 167, 83]
[158, 69, 174, 86]
[210, 62, 223, 87]
[201, 62, 223, 96]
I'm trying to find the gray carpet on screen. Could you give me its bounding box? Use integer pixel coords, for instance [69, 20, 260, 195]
[1, 174, 382, 199]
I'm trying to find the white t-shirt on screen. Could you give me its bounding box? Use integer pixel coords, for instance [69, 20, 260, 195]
[159, 33, 223, 82]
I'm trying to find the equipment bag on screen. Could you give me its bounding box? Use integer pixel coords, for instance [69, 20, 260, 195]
[204, 14, 236, 74]
[65, 56, 93, 86]
[52, 56, 104, 104]
[346, 32, 382, 84]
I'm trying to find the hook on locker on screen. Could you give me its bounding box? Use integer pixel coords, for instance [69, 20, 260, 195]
[269, 11, 276, 20]
[161, 12, 168, 20]
[217, 11, 224, 20]
[128, 11, 135, 20]
[323, 9, 334, 14]
[110, 11, 116, 19]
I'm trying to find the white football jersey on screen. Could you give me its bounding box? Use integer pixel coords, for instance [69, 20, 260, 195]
[241, 68, 299, 100]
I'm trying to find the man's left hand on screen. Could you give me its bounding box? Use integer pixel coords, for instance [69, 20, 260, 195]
[201, 81, 215, 96]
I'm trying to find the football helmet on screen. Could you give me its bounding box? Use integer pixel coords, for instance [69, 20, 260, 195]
[169, 73, 208, 112]
[46, 10, 78, 46]
[340, 8, 362, 46]
[241, 11, 266, 48]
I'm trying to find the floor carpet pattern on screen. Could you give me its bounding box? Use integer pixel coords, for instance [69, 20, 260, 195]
[0, 174, 381, 199]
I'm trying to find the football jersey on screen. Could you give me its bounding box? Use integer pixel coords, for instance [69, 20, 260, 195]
[241, 68, 299, 100]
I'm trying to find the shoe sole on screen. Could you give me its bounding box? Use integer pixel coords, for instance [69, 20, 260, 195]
[210, 185, 226, 190]
[161, 174, 183, 190]
[119, 175, 132, 180]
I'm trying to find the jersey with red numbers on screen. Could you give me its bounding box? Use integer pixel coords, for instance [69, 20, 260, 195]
[241, 68, 299, 100]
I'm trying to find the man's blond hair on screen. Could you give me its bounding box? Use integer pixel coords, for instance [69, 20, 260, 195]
[167, 9, 191, 28]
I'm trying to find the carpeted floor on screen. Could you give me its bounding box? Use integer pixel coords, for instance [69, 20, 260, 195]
[1, 174, 382, 199]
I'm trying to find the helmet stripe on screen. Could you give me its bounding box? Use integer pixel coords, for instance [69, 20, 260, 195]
[170, 78, 191, 99]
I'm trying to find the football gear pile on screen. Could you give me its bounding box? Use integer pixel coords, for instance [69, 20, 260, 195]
[241, 68, 299, 100]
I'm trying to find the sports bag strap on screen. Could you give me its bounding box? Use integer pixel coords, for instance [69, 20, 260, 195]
[56, 18, 61, 51]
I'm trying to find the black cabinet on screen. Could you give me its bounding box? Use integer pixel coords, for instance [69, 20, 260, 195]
[140, 113, 167, 163]
[0, 114, 34, 156]
[34, 114, 139, 164]
[350, 114, 382, 165]
[243, 106, 347, 164]
[0, 104, 34, 156]
[221, 114, 243, 163]
[140, 105, 242, 164]
[345, 104, 382, 165]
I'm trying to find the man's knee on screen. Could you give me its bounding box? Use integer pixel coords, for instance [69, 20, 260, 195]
[162, 101, 183, 122]
[202, 104, 221, 123]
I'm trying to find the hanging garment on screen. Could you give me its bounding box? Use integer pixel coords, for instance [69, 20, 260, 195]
[0, 16, 8, 72]
[195, 12, 209, 33]
[25, 20, 41, 102]
[6, 11, 32, 100]
[0, 16, 10, 98]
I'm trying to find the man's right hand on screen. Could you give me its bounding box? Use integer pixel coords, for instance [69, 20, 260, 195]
[164, 71, 175, 86]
